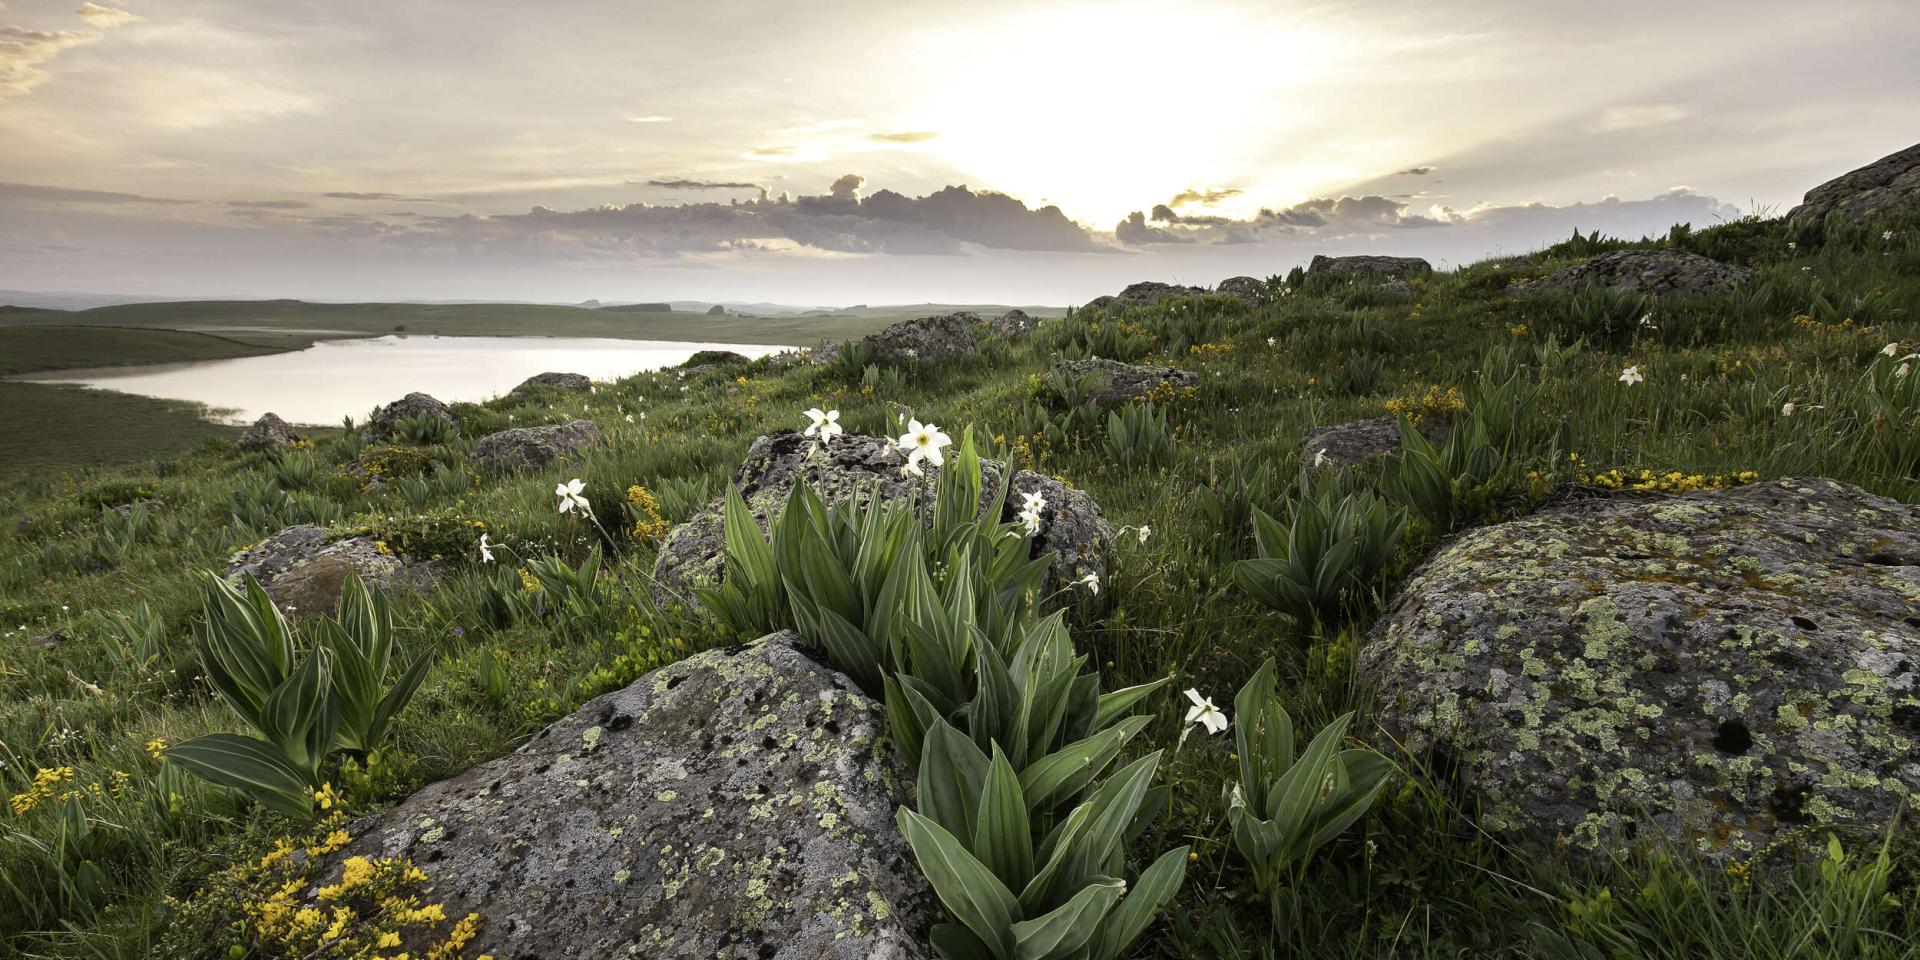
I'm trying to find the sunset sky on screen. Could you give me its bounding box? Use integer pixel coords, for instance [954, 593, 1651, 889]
[1, 0, 1915, 305]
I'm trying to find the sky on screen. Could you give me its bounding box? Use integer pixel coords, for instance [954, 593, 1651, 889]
[0, 0, 1915, 307]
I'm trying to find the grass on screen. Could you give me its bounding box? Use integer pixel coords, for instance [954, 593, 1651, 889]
[0, 327, 314, 376]
[0, 213, 1916, 958]
[0, 382, 243, 481]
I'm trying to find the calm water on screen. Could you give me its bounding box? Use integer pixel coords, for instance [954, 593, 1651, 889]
[18, 335, 788, 425]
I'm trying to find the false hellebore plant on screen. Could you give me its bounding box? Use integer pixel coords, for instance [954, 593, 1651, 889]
[700, 424, 1187, 960]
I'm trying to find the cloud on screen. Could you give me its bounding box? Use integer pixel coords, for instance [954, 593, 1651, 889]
[828, 173, 863, 201]
[74, 3, 139, 27]
[1396, 166, 1436, 176]
[642, 177, 764, 192]
[783, 118, 863, 134]
[626, 115, 673, 123]
[0, 180, 189, 204]
[1166, 187, 1242, 208]
[322, 191, 435, 202]
[1596, 104, 1690, 132]
[227, 199, 312, 209]
[870, 131, 939, 144]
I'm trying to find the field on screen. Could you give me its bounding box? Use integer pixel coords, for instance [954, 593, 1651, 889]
[0, 213, 1916, 958]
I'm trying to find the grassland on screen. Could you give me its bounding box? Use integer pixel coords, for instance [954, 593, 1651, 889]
[0, 326, 314, 376]
[0, 213, 1915, 958]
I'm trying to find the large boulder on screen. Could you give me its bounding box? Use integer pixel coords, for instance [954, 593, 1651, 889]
[471, 419, 604, 473]
[226, 525, 434, 616]
[866, 312, 982, 364]
[1786, 142, 1920, 227]
[1514, 249, 1750, 298]
[1301, 416, 1450, 469]
[314, 632, 935, 959]
[683, 349, 753, 367]
[989, 308, 1040, 337]
[1214, 276, 1267, 305]
[509, 371, 593, 397]
[1307, 255, 1432, 281]
[1053, 357, 1198, 404]
[1359, 478, 1920, 866]
[653, 431, 1112, 601]
[361, 392, 454, 443]
[235, 412, 302, 452]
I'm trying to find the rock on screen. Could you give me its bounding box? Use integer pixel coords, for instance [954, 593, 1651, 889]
[111, 498, 162, 517]
[1374, 280, 1415, 302]
[470, 419, 604, 473]
[1513, 249, 1750, 298]
[989, 308, 1040, 337]
[1307, 255, 1432, 281]
[235, 412, 302, 451]
[653, 432, 1112, 601]
[25, 629, 62, 651]
[862, 312, 981, 364]
[313, 632, 935, 959]
[509, 372, 593, 397]
[1052, 357, 1198, 404]
[1359, 478, 1920, 866]
[1300, 416, 1450, 469]
[226, 525, 434, 616]
[361, 392, 455, 443]
[1117, 281, 1208, 306]
[1214, 276, 1267, 304]
[1786, 142, 1920, 226]
[1083, 295, 1117, 311]
[707, 304, 726, 316]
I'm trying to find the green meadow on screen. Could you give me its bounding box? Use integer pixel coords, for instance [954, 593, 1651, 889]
[0, 212, 1916, 958]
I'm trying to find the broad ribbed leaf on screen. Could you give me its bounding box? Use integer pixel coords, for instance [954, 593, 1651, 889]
[1010, 878, 1123, 960]
[1091, 678, 1166, 731]
[165, 734, 314, 818]
[898, 807, 1021, 960]
[920, 721, 990, 838]
[1091, 846, 1188, 960]
[973, 746, 1033, 889]
[1019, 716, 1147, 814]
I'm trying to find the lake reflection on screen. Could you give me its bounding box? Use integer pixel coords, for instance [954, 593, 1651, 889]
[19, 335, 789, 425]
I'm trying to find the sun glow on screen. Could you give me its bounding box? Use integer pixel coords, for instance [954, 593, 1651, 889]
[907, 3, 1347, 226]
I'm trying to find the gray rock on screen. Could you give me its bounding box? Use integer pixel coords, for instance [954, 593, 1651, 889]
[1052, 357, 1198, 404]
[509, 372, 593, 397]
[1300, 416, 1450, 469]
[1513, 249, 1750, 298]
[1786, 142, 1920, 226]
[225, 525, 434, 617]
[471, 419, 604, 473]
[1215, 276, 1267, 304]
[313, 632, 935, 959]
[1307, 255, 1432, 281]
[707, 304, 727, 316]
[1115, 281, 1208, 306]
[1359, 478, 1920, 866]
[361, 392, 455, 443]
[683, 350, 754, 368]
[864, 312, 981, 364]
[989, 308, 1040, 337]
[235, 412, 302, 451]
[653, 431, 1111, 602]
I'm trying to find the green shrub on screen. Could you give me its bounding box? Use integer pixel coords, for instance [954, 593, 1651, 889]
[1102, 403, 1172, 469]
[1232, 478, 1406, 628]
[1330, 350, 1386, 396]
[1378, 413, 1502, 531]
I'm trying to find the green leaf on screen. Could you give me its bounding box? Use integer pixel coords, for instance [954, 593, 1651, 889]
[1092, 678, 1167, 731]
[920, 721, 990, 839]
[973, 745, 1034, 890]
[165, 734, 315, 819]
[1092, 846, 1189, 960]
[1010, 877, 1124, 960]
[898, 807, 1022, 960]
[1020, 715, 1147, 814]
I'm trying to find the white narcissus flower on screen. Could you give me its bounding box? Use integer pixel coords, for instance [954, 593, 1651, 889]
[804, 408, 843, 443]
[896, 419, 952, 473]
[1018, 509, 1044, 536]
[478, 532, 495, 563]
[1883, 342, 1901, 357]
[1020, 490, 1047, 513]
[1183, 689, 1229, 735]
[1076, 571, 1101, 594]
[1884, 230, 1896, 242]
[625, 414, 635, 423]
[1136, 525, 1151, 544]
[1313, 448, 1330, 468]
[1618, 365, 1644, 386]
[556, 478, 591, 516]
[1781, 402, 1796, 417]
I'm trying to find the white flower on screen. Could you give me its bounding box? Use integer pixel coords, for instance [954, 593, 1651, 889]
[1900, 362, 1912, 379]
[1883, 342, 1901, 357]
[556, 478, 592, 516]
[1883, 230, 1895, 242]
[1313, 448, 1330, 468]
[1639, 312, 1655, 328]
[625, 414, 635, 423]
[1183, 689, 1230, 735]
[478, 533, 495, 563]
[1618, 365, 1644, 386]
[1266, 336, 1277, 347]
[1781, 402, 1796, 417]
[1018, 508, 1044, 536]
[1020, 490, 1047, 513]
[904, 347, 919, 359]
[896, 419, 952, 473]
[1076, 571, 1101, 594]
[1135, 525, 1151, 544]
[804, 408, 843, 443]
[1786, 241, 1797, 251]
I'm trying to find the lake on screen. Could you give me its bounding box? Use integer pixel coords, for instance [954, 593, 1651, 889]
[16, 335, 789, 425]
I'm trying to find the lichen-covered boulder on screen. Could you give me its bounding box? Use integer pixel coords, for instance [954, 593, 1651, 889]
[1052, 357, 1198, 404]
[470, 419, 604, 473]
[989, 308, 1039, 337]
[653, 432, 1112, 601]
[1513, 249, 1750, 298]
[313, 632, 935, 959]
[865, 312, 981, 364]
[1786, 142, 1920, 227]
[1308, 255, 1432, 281]
[683, 349, 753, 367]
[1359, 478, 1920, 866]
[235, 412, 302, 451]
[361, 392, 455, 443]
[1215, 276, 1267, 304]
[508, 371, 593, 397]
[226, 525, 434, 616]
[1301, 416, 1449, 469]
